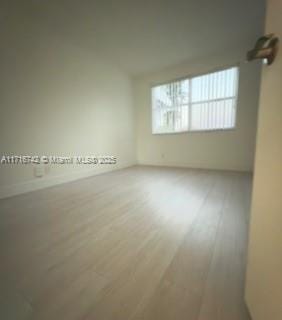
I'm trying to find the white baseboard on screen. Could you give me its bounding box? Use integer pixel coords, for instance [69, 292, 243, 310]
[0, 161, 136, 200]
[137, 160, 253, 173]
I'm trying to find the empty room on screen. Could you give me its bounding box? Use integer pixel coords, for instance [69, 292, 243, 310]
[0, 1, 281, 320]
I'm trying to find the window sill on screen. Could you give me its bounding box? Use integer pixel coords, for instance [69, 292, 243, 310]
[152, 127, 236, 135]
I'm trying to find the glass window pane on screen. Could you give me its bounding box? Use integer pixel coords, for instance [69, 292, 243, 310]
[191, 98, 236, 130]
[152, 66, 238, 133]
[152, 79, 189, 133]
[191, 67, 238, 103]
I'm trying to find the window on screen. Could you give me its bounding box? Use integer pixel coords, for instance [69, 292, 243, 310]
[152, 66, 239, 134]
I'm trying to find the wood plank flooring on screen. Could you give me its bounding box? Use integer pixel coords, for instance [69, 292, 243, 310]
[0, 166, 252, 320]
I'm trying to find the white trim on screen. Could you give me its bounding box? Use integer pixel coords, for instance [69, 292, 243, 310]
[0, 161, 136, 200]
[152, 126, 236, 135]
[137, 161, 253, 173]
[151, 66, 239, 134]
[190, 96, 235, 105]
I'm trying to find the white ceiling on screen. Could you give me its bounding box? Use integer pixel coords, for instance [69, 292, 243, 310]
[13, 0, 266, 75]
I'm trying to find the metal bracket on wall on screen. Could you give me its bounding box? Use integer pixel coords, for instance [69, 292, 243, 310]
[247, 34, 279, 65]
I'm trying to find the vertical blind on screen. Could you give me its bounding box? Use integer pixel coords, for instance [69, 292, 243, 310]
[152, 67, 239, 133]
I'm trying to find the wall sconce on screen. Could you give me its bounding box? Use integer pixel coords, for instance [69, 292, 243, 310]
[247, 34, 279, 65]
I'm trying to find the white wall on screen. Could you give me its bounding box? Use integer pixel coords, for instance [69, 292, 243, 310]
[245, 1, 282, 319]
[0, 7, 136, 198]
[0, 3, 263, 201]
[134, 51, 262, 172]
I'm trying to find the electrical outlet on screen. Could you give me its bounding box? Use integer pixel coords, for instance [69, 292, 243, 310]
[34, 165, 44, 178]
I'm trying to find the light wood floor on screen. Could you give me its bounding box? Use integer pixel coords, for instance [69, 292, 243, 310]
[0, 166, 252, 320]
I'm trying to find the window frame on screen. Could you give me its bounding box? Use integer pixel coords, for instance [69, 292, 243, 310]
[151, 64, 240, 135]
